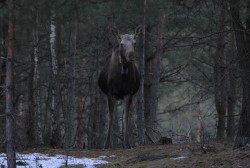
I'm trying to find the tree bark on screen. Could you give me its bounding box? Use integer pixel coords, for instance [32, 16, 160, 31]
[0, 17, 7, 86]
[137, 0, 147, 145]
[214, 4, 227, 140]
[226, 32, 237, 140]
[196, 101, 202, 143]
[27, 36, 35, 144]
[0, 17, 7, 139]
[75, 97, 86, 148]
[229, 0, 250, 147]
[15, 95, 26, 143]
[6, 0, 16, 166]
[33, 12, 44, 145]
[144, 10, 165, 143]
[64, 14, 77, 148]
[50, 10, 61, 147]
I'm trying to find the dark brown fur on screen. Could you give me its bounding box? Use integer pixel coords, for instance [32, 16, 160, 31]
[98, 46, 140, 99]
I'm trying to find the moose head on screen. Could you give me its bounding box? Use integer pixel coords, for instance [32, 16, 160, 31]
[112, 27, 141, 62]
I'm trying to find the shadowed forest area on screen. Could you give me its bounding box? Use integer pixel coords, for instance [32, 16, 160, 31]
[1, 0, 250, 167]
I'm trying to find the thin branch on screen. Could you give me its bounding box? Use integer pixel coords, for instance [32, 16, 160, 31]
[160, 101, 201, 114]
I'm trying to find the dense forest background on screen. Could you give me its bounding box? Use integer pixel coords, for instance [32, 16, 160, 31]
[1, 0, 250, 158]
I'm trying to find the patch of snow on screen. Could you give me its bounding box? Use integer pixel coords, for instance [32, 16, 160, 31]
[0, 153, 108, 168]
[99, 155, 116, 159]
[170, 156, 187, 160]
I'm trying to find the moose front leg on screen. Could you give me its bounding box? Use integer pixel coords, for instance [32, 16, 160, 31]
[123, 95, 132, 148]
[105, 95, 116, 149]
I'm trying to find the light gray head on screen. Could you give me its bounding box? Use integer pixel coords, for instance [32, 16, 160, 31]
[119, 34, 136, 61]
[112, 28, 141, 62]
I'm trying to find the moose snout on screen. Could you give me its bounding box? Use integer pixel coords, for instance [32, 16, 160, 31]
[126, 52, 136, 62]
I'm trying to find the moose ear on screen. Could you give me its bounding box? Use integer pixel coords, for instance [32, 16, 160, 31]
[112, 28, 120, 41]
[134, 26, 142, 40]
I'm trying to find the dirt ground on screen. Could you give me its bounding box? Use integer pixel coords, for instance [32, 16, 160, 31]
[24, 142, 250, 168]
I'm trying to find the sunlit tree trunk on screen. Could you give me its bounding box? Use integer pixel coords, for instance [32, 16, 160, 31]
[50, 10, 60, 146]
[33, 5, 44, 145]
[214, 4, 227, 140]
[6, 0, 16, 166]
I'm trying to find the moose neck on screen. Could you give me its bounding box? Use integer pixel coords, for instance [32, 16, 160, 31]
[110, 45, 130, 75]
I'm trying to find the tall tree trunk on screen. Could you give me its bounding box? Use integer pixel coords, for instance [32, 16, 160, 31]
[144, 10, 165, 143]
[6, 0, 16, 166]
[230, 0, 250, 147]
[196, 101, 202, 143]
[75, 96, 86, 148]
[226, 32, 237, 140]
[86, 76, 94, 149]
[137, 0, 147, 145]
[0, 17, 7, 136]
[32, 5, 44, 145]
[95, 46, 108, 148]
[92, 87, 108, 148]
[0, 17, 7, 87]
[214, 4, 227, 140]
[27, 33, 35, 144]
[50, 10, 60, 146]
[15, 95, 26, 143]
[64, 15, 77, 148]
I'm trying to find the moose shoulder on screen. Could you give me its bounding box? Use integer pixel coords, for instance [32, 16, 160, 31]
[98, 30, 140, 148]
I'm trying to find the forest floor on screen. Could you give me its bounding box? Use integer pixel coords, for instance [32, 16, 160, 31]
[14, 142, 250, 168]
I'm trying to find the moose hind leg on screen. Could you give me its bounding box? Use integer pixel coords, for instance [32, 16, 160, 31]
[123, 95, 132, 148]
[105, 95, 115, 149]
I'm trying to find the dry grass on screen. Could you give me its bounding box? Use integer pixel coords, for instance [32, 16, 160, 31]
[23, 142, 250, 168]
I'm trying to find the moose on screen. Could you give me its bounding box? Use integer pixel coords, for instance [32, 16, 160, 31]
[98, 28, 140, 148]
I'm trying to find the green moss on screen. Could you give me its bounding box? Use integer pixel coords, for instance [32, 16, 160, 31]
[20, 151, 31, 154]
[96, 162, 124, 168]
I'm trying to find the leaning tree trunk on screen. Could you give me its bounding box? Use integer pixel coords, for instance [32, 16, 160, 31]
[6, 0, 16, 166]
[230, 0, 250, 147]
[50, 10, 61, 147]
[214, 4, 227, 140]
